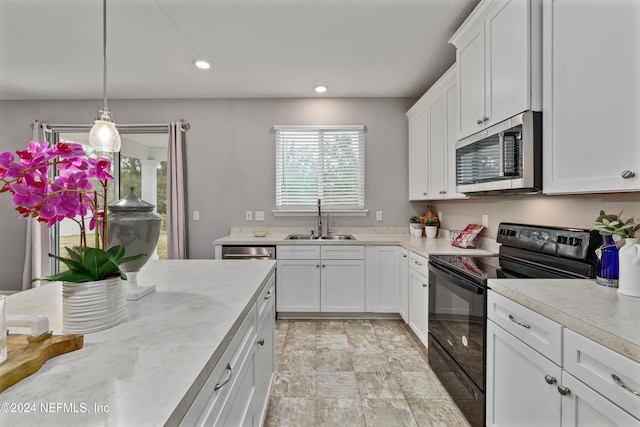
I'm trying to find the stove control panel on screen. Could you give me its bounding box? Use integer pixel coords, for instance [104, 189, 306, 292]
[497, 223, 600, 260]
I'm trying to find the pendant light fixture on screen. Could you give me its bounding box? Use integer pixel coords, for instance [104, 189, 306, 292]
[89, 0, 121, 152]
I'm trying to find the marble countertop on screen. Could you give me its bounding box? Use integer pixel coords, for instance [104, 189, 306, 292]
[214, 233, 497, 258]
[0, 260, 276, 426]
[488, 278, 640, 364]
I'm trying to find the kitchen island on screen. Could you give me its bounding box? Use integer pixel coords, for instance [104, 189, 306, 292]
[0, 259, 276, 426]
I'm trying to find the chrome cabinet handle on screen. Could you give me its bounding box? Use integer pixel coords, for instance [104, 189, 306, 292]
[402, 254, 408, 258]
[264, 290, 273, 300]
[422, 192, 428, 196]
[422, 283, 428, 288]
[477, 118, 483, 125]
[214, 363, 233, 391]
[322, 264, 325, 268]
[557, 385, 571, 396]
[544, 375, 557, 385]
[508, 314, 531, 329]
[316, 264, 320, 268]
[621, 170, 636, 179]
[258, 339, 265, 346]
[483, 116, 489, 122]
[414, 260, 423, 266]
[612, 374, 640, 397]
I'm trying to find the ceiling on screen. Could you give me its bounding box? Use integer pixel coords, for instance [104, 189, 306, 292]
[0, 0, 479, 101]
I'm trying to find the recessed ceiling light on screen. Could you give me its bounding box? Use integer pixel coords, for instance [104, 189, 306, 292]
[314, 85, 328, 93]
[194, 60, 211, 70]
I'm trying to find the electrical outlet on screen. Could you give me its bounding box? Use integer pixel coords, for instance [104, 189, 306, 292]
[482, 214, 489, 227]
[245, 210, 252, 221]
[376, 211, 383, 221]
[255, 211, 265, 221]
[192, 211, 200, 221]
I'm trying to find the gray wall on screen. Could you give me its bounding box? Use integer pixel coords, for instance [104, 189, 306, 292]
[2, 98, 639, 291]
[0, 98, 417, 290]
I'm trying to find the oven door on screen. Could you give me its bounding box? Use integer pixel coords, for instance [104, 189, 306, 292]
[428, 260, 486, 390]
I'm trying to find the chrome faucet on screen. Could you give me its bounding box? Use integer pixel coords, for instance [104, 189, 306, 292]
[317, 198, 323, 237]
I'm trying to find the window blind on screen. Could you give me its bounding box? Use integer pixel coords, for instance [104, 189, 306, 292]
[275, 125, 365, 210]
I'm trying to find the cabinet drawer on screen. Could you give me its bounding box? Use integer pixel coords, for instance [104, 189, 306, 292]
[487, 291, 562, 365]
[257, 274, 275, 324]
[564, 328, 640, 420]
[277, 245, 320, 259]
[321, 245, 364, 260]
[409, 252, 429, 277]
[180, 303, 257, 426]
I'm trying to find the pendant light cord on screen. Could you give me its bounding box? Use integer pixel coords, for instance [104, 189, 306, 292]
[102, 0, 108, 113]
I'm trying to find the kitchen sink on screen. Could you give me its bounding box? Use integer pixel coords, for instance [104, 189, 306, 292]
[285, 234, 356, 240]
[320, 234, 355, 240]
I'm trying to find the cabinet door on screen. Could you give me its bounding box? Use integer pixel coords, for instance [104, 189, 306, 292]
[560, 371, 640, 427]
[407, 101, 429, 200]
[321, 260, 365, 312]
[399, 249, 409, 323]
[457, 20, 486, 139]
[444, 77, 465, 199]
[409, 268, 429, 347]
[486, 319, 562, 427]
[368, 246, 400, 313]
[427, 93, 447, 199]
[543, 0, 640, 194]
[254, 297, 275, 426]
[485, 0, 531, 127]
[276, 260, 320, 312]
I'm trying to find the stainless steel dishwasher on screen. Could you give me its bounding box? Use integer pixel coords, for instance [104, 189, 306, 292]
[221, 245, 276, 260]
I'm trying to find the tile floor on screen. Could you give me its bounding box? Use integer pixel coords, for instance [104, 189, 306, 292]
[264, 319, 471, 427]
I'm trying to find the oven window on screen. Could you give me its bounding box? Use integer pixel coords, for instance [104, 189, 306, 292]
[428, 267, 485, 389]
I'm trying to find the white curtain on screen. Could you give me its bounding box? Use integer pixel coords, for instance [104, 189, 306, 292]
[167, 122, 188, 259]
[22, 120, 51, 289]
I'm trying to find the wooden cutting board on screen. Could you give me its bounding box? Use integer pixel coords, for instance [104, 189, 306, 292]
[0, 333, 84, 393]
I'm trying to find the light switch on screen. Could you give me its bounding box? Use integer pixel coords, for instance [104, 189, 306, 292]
[255, 211, 265, 221]
[376, 211, 383, 221]
[192, 211, 200, 221]
[245, 211, 252, 221]
[482, 214, 489, 227]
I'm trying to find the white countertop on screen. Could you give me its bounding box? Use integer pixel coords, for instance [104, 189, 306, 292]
[0, 260, 276, 427]
[214, 233, 497, 258]
[488, 278, 640, 364]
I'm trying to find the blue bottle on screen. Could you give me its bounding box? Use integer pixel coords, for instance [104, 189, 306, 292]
[596, 235, 619, 287]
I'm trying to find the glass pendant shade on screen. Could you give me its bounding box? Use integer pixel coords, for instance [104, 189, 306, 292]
[89, 111, 121, 152]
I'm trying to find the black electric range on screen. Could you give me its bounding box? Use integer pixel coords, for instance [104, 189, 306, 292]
[427, 223, 600, 427]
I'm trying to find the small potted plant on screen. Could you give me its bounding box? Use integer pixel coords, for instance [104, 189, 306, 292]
[424, 218, 438, 238]
[409, 216, 422, 237]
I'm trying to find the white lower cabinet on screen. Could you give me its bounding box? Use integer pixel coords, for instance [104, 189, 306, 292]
[487, 291, 640, 427]
[399, 248, 409, 322]
[486, 319, 562, 426]
[180, 273, 275, 427]
[408, 252, 429, 347]
[276, 245, 365, 313]
[365, 246, 401, 313]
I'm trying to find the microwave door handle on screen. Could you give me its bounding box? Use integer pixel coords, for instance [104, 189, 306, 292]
[498, 131, 505, 177]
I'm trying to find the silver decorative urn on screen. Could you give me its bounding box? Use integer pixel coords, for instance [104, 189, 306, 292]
[108, 186, 161, 300]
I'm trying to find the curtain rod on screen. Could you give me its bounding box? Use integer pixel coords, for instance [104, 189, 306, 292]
[34, 120, 190, 133]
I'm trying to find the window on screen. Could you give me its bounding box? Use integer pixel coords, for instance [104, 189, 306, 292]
[53, 131, 168, 274]
[275, 125, 365, 212]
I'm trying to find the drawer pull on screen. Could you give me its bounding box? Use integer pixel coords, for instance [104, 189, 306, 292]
[612, 374, 640, 398]
[422, 283, 428, 288]
[508, 314, 531, 329]
[264, 290, 273, 300]
[258, 339, 265, 346]
[414, 260, 423, 266]
[544, 375, 557, 385]
[214, 363, 233, 391]
[557, 385, 571, 396]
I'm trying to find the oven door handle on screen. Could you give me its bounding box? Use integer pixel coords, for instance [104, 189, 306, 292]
[429, 262, 484, 294]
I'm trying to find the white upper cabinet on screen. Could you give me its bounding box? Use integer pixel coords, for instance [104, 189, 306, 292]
[407, 66, 466, 201]
[543, 0, 640, 194]
[450, 0, 542, 140]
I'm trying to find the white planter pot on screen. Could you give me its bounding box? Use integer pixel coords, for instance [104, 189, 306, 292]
[425, 226, 438, 238]
[410, 224, 423, 237]
[62, 277, 127, 334]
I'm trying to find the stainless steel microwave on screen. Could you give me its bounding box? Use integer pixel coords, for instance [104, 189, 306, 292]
[455, 111, 542, 195]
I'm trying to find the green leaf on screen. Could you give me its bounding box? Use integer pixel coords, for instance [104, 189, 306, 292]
[33, 270, 94, 283]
